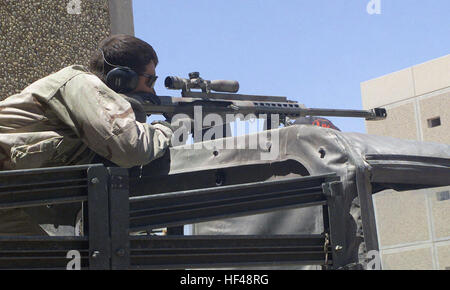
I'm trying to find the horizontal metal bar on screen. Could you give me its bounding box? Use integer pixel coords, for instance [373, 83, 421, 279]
[131, 174, 336, 203]
[0, 255, 89, 260]
[131, 253, 326, 265]
[0, 236, 88, 242]
[366, 154, 450, 188]
[131, 246, 327, 254]
[0, 166, 93, 209]
[130, 175, 331, 230]
[131, 251, 326, 258]
[0, 249, 89, 255]
[0, 195, 87, 209]
[130, 196, 326, 231]
[0, 184, 87, 196]
[131, 186, 323, 215]
[130, 234, 325, 242]
[129, 260, 329, 270]
[0, 178, 87, 191]
[130, 195, 326, 231]
[131, 190, 326, 221]
[129, 235, 330, 269]
[0, 236, 89, 269]
[369, 163, 450, 187]
[1, 267, 89, 270]
[0, 237, 87, 248]
[0, 164, 100, 177]
[130, 192, 324, 224]
[0, 259, 89, 270]
[130, 235, 328, 252]
[366, 154, 450, 167]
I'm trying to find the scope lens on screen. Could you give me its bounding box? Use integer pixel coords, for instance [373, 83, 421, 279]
[164, 77, 174, 89]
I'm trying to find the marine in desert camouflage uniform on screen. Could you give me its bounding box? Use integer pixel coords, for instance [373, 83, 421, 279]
[0, 35, 172, 235]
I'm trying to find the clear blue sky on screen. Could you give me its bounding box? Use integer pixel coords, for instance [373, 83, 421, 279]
[133, 0, 450, 133]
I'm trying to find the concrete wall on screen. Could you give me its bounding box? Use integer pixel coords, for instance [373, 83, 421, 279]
[361, 55, 450, 269]
[373, 187, 450, 270]
[0, 0, 134, 100]
[361, 54, 450, 144]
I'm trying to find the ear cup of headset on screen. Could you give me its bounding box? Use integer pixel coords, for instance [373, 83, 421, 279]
[106, 67, 139, 93]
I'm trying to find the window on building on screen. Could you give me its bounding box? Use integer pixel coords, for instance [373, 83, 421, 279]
[427, 117, 441, 128]
[436, 191, 450, 201]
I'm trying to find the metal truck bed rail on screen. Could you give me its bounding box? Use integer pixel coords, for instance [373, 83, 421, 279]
[0, 236, 89, 270]
[0, 165, 91, 209]
[129, 235, 331, 269]
[129, 174, 336, 231]
[0, 164, 345, 270]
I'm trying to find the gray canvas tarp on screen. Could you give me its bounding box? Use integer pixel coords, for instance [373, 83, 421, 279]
[157, 124, 450, 269]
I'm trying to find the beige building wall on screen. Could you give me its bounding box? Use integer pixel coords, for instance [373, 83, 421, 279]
[361, 54, 450, 144]
[0, 0, 134, 100]
[361, 55, 450, 270]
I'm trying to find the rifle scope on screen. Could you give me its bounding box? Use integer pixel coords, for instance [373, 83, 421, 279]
[165, 72, 239, 93]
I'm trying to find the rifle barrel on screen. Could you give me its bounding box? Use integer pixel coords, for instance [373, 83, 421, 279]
[137, 94, 386, 121]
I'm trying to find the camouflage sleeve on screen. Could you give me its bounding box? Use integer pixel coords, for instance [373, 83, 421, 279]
[50, 73, 173, 168]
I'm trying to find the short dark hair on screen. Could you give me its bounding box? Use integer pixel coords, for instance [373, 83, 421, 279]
[89, 34, 158, 82]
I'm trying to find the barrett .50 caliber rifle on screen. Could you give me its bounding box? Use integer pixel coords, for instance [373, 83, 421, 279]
[129, 72, 387, 126]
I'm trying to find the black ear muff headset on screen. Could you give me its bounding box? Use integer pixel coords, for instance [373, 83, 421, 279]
[100, 48, 139, 93]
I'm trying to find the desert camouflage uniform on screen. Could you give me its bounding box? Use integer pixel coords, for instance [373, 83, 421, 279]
[0, 65, 173, 235]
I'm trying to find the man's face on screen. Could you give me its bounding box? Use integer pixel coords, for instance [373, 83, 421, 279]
[133, 60, 157, 94]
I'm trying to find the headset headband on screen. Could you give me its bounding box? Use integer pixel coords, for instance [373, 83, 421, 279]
[99, 48, 132, 70]
[99, 48, 139, 93]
